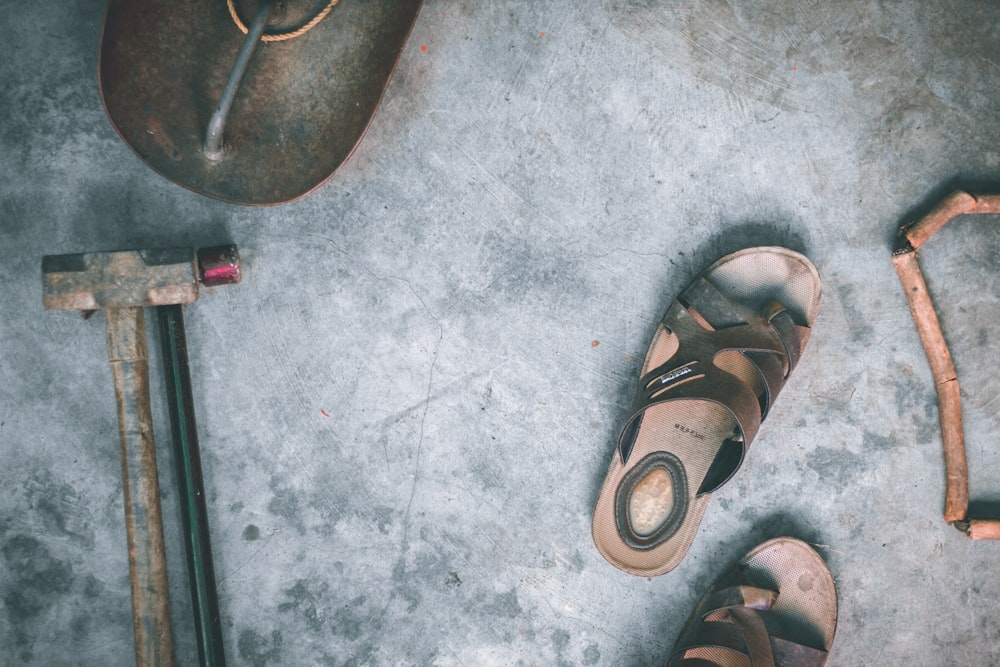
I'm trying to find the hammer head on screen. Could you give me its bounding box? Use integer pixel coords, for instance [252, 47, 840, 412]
[42, 246, 240, 311]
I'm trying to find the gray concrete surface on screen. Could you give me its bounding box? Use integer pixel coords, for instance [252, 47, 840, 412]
[3, 1, 1000, 665]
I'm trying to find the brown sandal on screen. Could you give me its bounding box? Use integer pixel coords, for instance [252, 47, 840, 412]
[668, 537, 838, 667]
[592, 247, 821, 576]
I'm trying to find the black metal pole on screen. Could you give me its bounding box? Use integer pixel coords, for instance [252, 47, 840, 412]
[157, 304, 227, 667]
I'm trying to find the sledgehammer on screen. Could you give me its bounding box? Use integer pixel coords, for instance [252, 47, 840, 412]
[42, 246, 240, 667]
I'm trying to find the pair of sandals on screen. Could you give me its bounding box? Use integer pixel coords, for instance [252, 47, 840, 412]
[591, 247, 837, 666]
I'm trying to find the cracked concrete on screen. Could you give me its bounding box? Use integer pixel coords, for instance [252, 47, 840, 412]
[3, 0, 1000, 665]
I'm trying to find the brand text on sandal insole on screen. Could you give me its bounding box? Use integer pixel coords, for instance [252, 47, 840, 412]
[658, 366, 693, 385]
[674, 424, 706, 440]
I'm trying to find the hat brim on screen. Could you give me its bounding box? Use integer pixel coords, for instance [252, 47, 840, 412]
[99, 0, 423, 205]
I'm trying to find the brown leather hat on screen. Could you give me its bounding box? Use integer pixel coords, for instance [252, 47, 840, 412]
[99, 0, 423, 205]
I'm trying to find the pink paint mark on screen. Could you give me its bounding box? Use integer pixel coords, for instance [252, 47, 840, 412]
[320, 409, 330, 418]
[202, 264, 238, 285]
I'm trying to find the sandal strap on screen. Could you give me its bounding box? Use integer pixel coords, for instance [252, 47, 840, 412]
[729, 607, 777, 667]
[669, 585, 777, 665]
[695, 585, 778, 615]
[667, 620, 771, 667]
[770, 637, 832, 667]
[618, 277, 809, 464]
[669, 584, 829, 667]
[674, 277, 810, 403]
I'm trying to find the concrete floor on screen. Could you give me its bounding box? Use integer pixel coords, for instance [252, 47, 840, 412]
[3, 1, 1000, 665]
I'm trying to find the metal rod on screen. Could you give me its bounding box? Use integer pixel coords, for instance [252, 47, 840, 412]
[106, 307, 175, 667]
[204, 0, 276, 160]
[157, 305, 227, 667]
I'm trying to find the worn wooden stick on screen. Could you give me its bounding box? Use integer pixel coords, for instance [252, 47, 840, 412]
[894, 191, 1000, 539]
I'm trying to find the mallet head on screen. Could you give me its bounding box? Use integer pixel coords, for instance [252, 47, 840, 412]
[42, 245, 240, 312]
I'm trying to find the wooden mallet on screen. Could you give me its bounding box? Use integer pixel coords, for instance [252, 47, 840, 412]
[42, 246, 240, 667]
